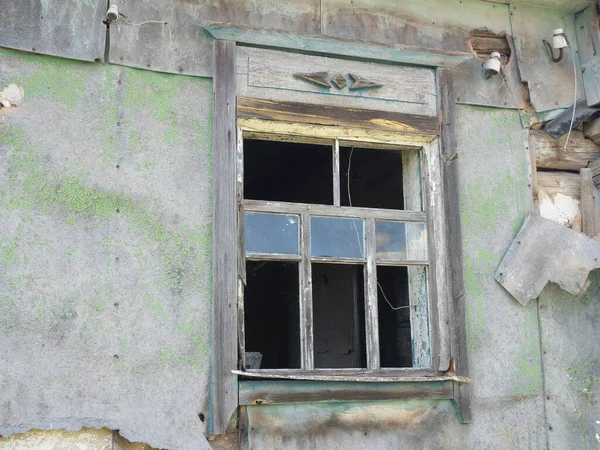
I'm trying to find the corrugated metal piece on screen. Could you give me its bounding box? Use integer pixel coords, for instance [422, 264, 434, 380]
[0, 0, 106, 62]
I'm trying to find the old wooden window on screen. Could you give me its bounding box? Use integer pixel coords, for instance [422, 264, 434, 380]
[238, 128, 437, 375]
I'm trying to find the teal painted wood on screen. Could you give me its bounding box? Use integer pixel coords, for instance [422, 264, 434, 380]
[239, 380, 454, 405]
[203, 24, 473, 68]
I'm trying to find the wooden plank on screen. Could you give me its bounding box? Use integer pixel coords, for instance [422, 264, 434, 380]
[243, 199, 428, 222]
[0, 0, 105, 62]
[238, 406, 249, 450]
[438, 68, 471, 423]
[204, 23, 473, 68]
[575, 4, 600, 107]
[300, 212, 314, 370]
[531, 129, 600, 170]
[243, 368, 434, 377]
[239, 380, 454, 405]
[583, 117, 600, 145]
[544, 100, 600, 139]
[580, 168, 600, 237]
[238, 98, 439, 136]
[364, 218, 380, 370]
[237, 46, 437, 116]
[589, 159, 600, 187]
[537, 171, 581, 198]
[233, 369, 471, 383]
[210, 39, 238, 436]
[495, 213, 600, 305]
[333, 139, 341, 207]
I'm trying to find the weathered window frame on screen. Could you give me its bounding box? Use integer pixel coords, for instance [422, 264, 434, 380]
[209, 38, 471, 435]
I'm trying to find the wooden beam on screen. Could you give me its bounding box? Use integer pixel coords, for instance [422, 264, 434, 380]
[210, 39, 238, 435]
[234, 370, 470, 383]
[438, 68, 471, 424]
[544, 99, 600, 138]
[364, 217, 380, 370]
[239, 380, 454, 405]
[589, 159, 600, 187]
[581, 168, 600, 238]
[537, 171, 581, 198]
[203, 23, 473, 69]
[531, 129, 600, 170]
[300, 212, 314, 370]
[237, 98, 439, 136]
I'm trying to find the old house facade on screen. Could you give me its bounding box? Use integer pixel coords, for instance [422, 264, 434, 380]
[1, 0, 600, 449]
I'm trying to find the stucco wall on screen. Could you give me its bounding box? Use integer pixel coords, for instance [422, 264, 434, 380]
[0, 49, 213, 450]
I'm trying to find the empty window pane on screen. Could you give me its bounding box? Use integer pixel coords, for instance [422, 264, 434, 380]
[311, 216, 365, 259]
[376, 221, 427, 261]
[245, 212, 299, 255]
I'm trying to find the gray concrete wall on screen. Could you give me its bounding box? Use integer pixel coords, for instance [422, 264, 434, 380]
[0, 48, 213, 450]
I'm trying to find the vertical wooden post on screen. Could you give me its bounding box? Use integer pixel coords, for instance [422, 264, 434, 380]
[364, 217, 380, 370]
[438, 67, 472, 423]
[333, 138, 341, 207]
[581, 168, 600, 238]
[300, 212, 314, 369]
[210, 39, 238, 435]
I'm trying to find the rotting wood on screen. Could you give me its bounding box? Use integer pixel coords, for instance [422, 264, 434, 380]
[210, 39, 238, 436]
[300, 212, 314, 370]
[583, 117, 600, 146]
[537, 171, 581, 198]
[580, 168, 600, 237]
[467, 31, 511, 60]
[589, 159, 600, 187]
[364, 217, 380, 370]
[495, 213, 600, 306]
[233, 370, 471, 383]
[438, 68, 471, 424]
[238, 380, 454, 405]
[531, 130, 600, 170]
[243, 367, 434, 377]
[237, 98, 439, 135]
[544, 99, 600, 139]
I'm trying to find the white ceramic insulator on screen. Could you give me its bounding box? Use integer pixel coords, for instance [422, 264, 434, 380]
[552, 28, 567, 49]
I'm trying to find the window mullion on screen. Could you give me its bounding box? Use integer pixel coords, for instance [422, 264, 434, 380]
[300, 212, 314, 370]
[364, 217, 380, 370]
[333, 138, 341, 207]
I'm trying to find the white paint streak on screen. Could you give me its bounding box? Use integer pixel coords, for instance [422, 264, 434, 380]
[538, 189, 581, 228]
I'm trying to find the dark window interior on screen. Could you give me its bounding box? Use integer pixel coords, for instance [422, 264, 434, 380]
[312, 263, 366, 369]
[244, 139, 333, 205]
[340, 146, 404, 210]
[244, 261, 301, 369]
[377, 266, 413, 367]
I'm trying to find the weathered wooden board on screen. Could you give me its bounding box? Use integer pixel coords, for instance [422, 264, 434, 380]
[108, 2, 213, 77]
[544, 100, 600, 138]
[495, 213, 600, 305]
[237, 98, 439, 135]
[237, 47, 437, 116]
[233, 370, 470, 383]
[575, 5, 600, 107]
[210, 40, 238, 435]
[580, 168, 600, 237]
[239, 380, 454, 405]
[0, 0, 106, 62]
[512, 5, 584, 111]
[589, 159, 600, 186]
[583, 117, 600, 145]
[531, 129, 600, 170]
[439, 69, 471, 424]
[537, 171, 581, 198]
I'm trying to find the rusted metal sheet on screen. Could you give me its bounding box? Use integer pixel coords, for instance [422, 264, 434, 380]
[512, 4, 584, 111]
[0, 0, 106, 62]
[495, 213, 600, 306]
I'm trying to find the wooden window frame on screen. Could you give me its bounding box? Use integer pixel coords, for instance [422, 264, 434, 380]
[210, 39, 471, 435]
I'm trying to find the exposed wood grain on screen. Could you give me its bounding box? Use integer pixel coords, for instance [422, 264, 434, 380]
[581, 168, 600, 237]
[589, 159, 600, 187]
[495, 213, 600, 305]
[537, 171, 581, 198]
[469, 35, 511, 58]
[333, 139, 341, 206]
[210, 39, 238, 435]
[238, 406, 249, 450]
[576, 5, 600, 107]
[583, 117, 600, 145]
[233, 370, 471, 383]
[238, 98, 439, 136]
[243, 367, 434, 377]
[300, 212, 314, 370]
[531, 130, 600, 170]
[364, 218, 380, 370]
[238, 380, 454, 405]
[204, 23, 473, 68]
[438, 68, 471, 423]
[544, 100, 600, 139]
[243, 199, 427, 222]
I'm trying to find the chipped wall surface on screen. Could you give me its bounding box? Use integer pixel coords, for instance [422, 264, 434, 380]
[0, 48, 213, 450]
